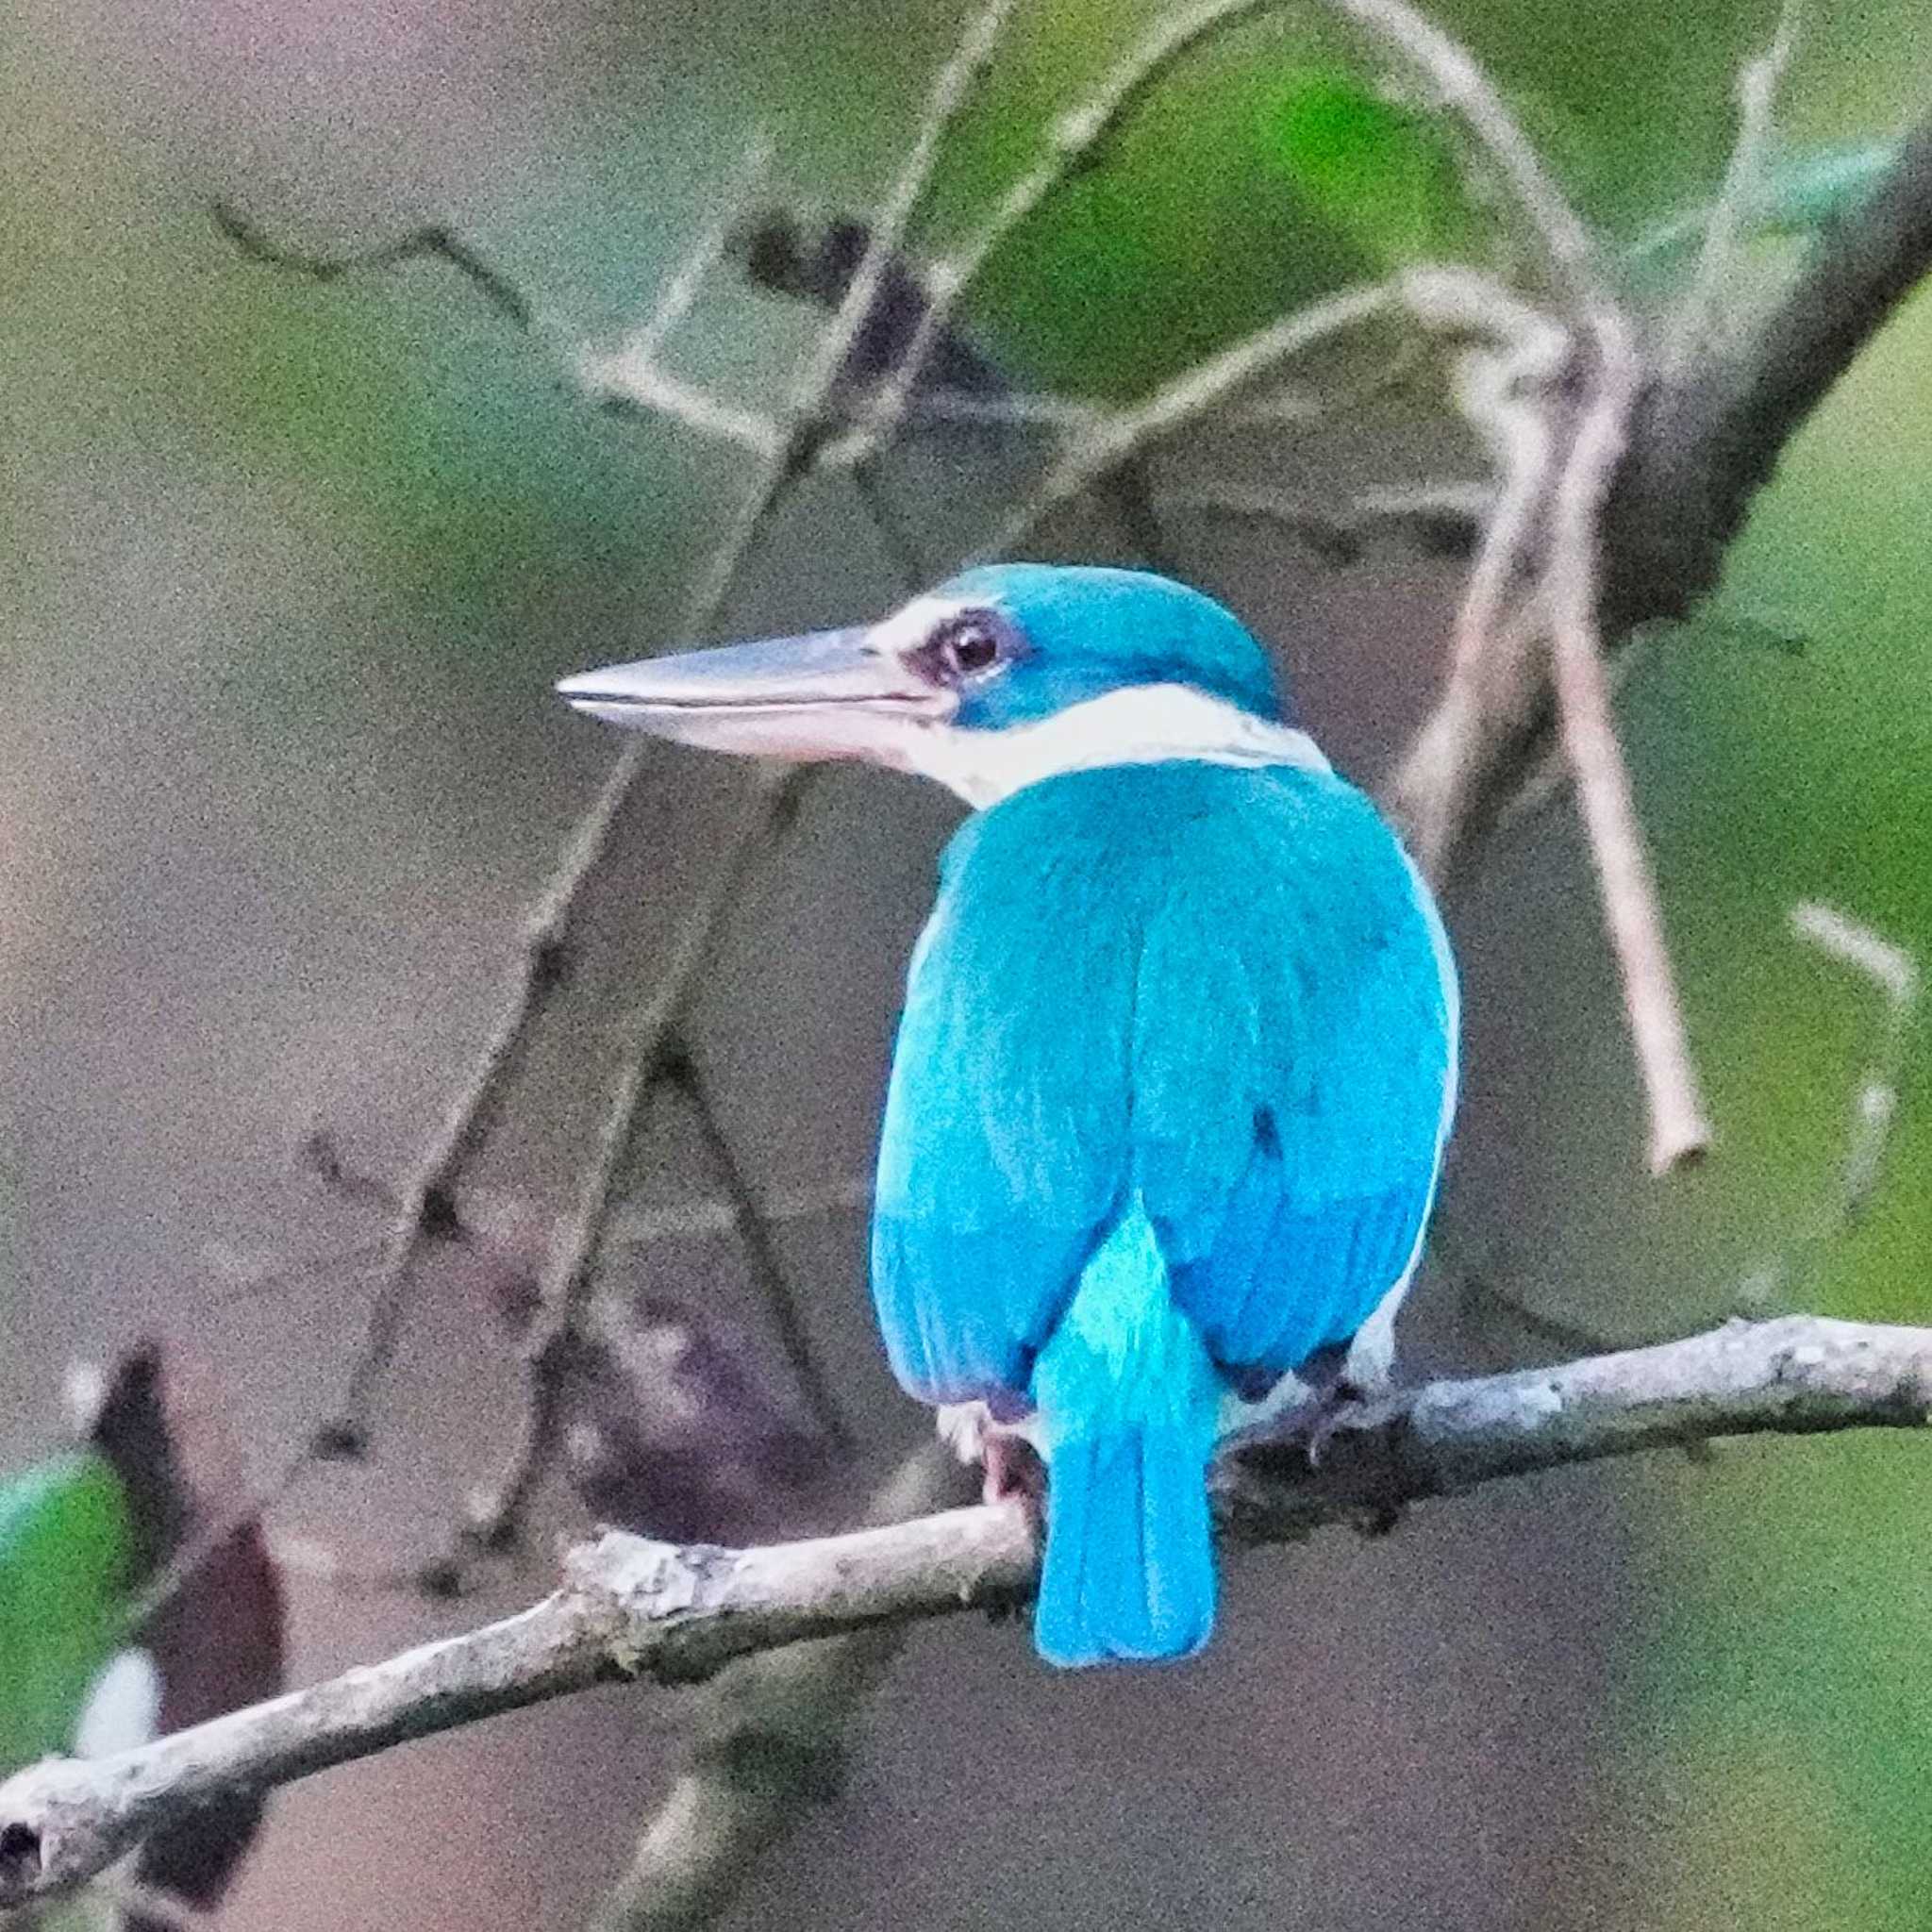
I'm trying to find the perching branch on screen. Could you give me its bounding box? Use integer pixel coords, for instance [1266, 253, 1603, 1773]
[589, 1445, 968, 1932]
[6, 1315, 1931, 1910]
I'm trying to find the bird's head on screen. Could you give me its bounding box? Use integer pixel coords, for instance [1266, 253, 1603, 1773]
[558, 564, 1305, 804]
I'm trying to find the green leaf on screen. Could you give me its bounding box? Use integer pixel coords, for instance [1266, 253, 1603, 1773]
[1260, 66, 1466, 266]
[0, 1453, 134, 1774]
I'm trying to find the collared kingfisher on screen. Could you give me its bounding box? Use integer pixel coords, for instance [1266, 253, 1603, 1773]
[558, 564, 1457, 1668]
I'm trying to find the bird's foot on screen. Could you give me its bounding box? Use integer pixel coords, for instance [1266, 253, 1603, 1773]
[1291, 1375, 1370, 1468]
[1221, 1343, 1374, 1467]
[935, 1401, 1045, 1517]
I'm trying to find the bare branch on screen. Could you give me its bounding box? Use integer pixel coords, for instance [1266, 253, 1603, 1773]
[855, 0, 1300, 450]
[1315, 0, 1611, 322]
[1735, 906, 1922, 1311]
[464, 770, 801, 1551]
[7, 1316, 1932, 1909]
[610, 1175, 874, 1251]
[1158, 481, 1493, 564]
[682, 0, 1020, 620]
[980, 283, 1396, 557]
[638, 138, 778, 367]
[574, 360, 784, 456]
[574, 135, 786, 454]
[1545, 308, 1713, 1172]
[590, 1447, 966, 1932]
[211, 205, 533, 327]
[328, 736, 647, 1450]
[660, 1047, 853, 1454]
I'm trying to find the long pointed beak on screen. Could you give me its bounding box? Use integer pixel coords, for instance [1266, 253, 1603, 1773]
[556, 627, 953, 761]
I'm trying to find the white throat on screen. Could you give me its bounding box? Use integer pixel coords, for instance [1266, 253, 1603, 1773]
[896, 684, 1330, 808]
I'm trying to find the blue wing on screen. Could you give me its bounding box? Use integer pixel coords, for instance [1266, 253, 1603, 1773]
[869, 761, 1456, 1407]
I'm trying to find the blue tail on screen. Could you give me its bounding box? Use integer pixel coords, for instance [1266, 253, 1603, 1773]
[1035, 1424, 1216, 1666]
[1028, 1203, 1223, 1668]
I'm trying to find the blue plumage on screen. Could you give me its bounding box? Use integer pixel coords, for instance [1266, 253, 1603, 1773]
[871, 759, 1452, 1662]
[558, 562, 1458, 1670]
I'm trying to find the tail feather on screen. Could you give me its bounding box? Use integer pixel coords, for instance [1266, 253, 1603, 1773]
[1034, 1424, 1216, 1667]
[1028, 1202, 1224, 1668]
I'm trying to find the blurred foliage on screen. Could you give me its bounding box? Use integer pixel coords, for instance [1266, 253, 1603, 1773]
[0, 1453, 131, 1773]
[5, 0, 1932, 1927]
[1610, 346, 1932, 1925]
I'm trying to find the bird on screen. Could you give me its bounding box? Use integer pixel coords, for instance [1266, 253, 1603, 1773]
[558, 563, 1457, 1668]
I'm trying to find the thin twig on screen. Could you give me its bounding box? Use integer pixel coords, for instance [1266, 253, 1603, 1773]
[9, 1316, 1932, 1907]
[1317, 0, 1610, 321]
[329, 735, 649, 1450]
[464, 768, 800, 1549]
[1735, 905, 1922, 1310]
[1666, 5, 1801, 380]
[1158, 480, 1493, 564]
[1545, 304, 1712, 1172]
[980, 283, 1395, 557]
[660, 1045, 854, 1454]
[211, 205, 533, 326]
[851, 458, 931, 589]
[682, 0, 1020, 622]
[575, 133, 787, 454]
[856, 0, 1298, 450]
[200, 1234, 388, 1312]
[639, 137, 778, 366]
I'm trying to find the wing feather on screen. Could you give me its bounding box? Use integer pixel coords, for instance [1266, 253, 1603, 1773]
[868, 762, 1456, 1407]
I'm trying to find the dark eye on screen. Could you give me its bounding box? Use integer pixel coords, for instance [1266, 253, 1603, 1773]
[915, 610, 1011, 688]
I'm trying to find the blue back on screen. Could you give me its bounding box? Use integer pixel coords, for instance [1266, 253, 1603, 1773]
[870, 759, 1456, 1408]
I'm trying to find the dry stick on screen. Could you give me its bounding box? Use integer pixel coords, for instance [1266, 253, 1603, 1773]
[847, 0, 1303, 457]
[1391, 272, 1568, 877]
[465, 771, 796, 1547]
[979, 283, 1397, 558]
[328, 732, 652, 1448]
[575, 136, 786, 456]
[1321, 0, 1605, 314]
[1544, 315, 1713, 1173]
[1321, 0, 1711, 1168]
[682, 0, 1020, 621]
[9, 1314, 1932, 1908]
[851, 458, 931, 590]
[659, 1046, 855, 1453]
[1664, 4, 1800, 382]
[1737, 905, 1923, 1311]
[1157, 480, 1493, 565]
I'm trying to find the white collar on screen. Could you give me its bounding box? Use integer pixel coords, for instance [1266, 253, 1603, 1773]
[897, 683, 1330, 808]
